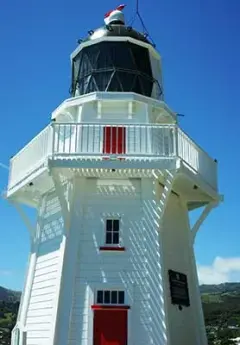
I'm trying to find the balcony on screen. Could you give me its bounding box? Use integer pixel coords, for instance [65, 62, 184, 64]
[7, 123, 218, 197]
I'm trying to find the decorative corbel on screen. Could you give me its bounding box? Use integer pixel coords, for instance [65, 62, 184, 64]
[191, 200, 219, 243]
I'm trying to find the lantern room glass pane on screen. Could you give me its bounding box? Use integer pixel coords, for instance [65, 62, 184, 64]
[72, 41, 157, 97]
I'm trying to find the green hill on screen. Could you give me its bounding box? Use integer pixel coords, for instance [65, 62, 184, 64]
[0, 286, 21, 303]
[200, 282, 240, 294]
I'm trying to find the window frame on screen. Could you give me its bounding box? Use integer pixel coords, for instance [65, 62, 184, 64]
[105, 218, 120, 246]
[100, 215, 125, 251]
[95, 289, 125, 305]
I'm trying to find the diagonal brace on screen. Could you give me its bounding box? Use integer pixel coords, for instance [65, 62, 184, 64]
[191, 201, 219, 243]
[9, 200, 35, 238]
[50, 169, 71, 231]
[154, 169, 177, 225]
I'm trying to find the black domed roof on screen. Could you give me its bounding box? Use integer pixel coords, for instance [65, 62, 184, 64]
[82, 24, 150, 44]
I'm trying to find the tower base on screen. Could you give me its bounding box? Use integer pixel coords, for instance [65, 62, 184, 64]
[12, 174, 208, 345]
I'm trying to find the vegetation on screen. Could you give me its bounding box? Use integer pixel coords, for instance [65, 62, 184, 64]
[0, 300, 19, 344]
[0, 284, 240, 344]
[201, 283, 240, 344]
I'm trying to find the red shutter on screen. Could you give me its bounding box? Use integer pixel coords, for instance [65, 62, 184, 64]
[103, 127, 126, 154]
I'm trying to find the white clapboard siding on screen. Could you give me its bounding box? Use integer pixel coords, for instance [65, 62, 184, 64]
[26, 323, 51, 331]
[21, 176, 201, 345]
[35, 256, 59, 269]
[66, 178, 178, 345]
[68, 178, 145, 345]
[33, 271, 58, 282]
[28, 300, 53, 310]
[27, 330, 50, 338]
[26, 315, 53, 324]
[28, 293, 55, 305]
[26, 337, 50, 345]
[25, 191, 64, 345]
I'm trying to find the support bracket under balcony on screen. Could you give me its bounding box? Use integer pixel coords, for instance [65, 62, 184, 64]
[191, 200, 219, 243]
[50, 168, 74, 231]
[9, 201, 35, 238]
[154, 169, 177, 229]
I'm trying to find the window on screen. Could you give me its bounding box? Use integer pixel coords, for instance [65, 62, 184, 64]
[96, 290, 125, 305]
[100, 218, 125, 251]
[103, 126, 126, 154]
[105, 219, 120, 245]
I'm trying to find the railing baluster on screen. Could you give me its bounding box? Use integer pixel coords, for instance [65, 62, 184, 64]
[63, 125, 66, 153]
[103, 125, 106, 154]
[110, 125, 112, 154]
[56, 124, 59, 153]
[80, 124, 83, 153]
[145, 126, 148, 154]
[168, 127, 170, 155]
[134, 125, 136, 154]
[69, 125, 72, 154]
[116, 125, 119, 154]
[86, 124, 89, 154]
[139, 126, 142, 154]
[122, 125, 124, 155]
[93, 124, 96, 153]
[52, 125, 55, 157]
[75, 124, 78, 154]
[152, 125, 155, 155]
[174, 126, 178, 156]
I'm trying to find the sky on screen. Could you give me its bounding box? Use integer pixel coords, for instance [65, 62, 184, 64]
[0, 0, 239, 290]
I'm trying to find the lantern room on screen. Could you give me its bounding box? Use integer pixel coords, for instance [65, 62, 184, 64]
[70, 5, 163, 100]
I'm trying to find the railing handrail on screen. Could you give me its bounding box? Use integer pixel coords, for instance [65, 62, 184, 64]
[8, 125, 52, 190]
[52, 122, 177, 127]
[10, 125, 51, 162]
[177, 127, 217, 166]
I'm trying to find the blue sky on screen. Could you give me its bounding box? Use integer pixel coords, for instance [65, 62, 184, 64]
[0, 0, 239, 290]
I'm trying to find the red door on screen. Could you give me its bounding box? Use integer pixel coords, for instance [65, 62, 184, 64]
[93, 309, 127, 345]
[103, 127, 126, 154]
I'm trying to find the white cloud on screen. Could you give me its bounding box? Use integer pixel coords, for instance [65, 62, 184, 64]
[197, 257, 240, 284]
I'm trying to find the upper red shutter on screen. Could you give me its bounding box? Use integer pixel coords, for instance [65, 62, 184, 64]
[103, 127, 126, 154]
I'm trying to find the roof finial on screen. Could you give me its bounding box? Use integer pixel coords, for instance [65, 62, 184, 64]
[104, 4, 126, 25]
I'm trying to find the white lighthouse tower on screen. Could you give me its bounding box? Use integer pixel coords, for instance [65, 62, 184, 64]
[7, 5, 221, 345]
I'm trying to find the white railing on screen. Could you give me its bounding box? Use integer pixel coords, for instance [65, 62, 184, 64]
[8, 126, 52, 190]
[52, 123, 176, 158]
[177, 128, 218, 190]
[8, 123, 218, 191]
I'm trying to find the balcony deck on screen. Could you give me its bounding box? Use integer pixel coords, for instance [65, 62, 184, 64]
[6, 123, 218, 205]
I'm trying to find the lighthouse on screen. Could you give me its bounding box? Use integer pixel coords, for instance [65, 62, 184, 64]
[7, 5, 221, 345]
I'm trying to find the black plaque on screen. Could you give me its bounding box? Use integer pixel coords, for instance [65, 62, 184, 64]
[168, 270, 190, 307]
